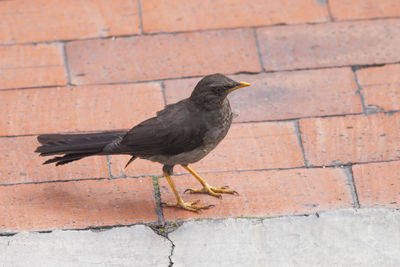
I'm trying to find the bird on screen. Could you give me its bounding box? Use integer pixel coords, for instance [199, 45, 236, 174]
[35, 73, 250, 212]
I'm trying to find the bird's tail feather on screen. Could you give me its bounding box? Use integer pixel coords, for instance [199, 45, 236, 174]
[35, 131, 126, 166]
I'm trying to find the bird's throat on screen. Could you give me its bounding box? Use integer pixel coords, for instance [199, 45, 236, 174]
[190, 94, 228, 111]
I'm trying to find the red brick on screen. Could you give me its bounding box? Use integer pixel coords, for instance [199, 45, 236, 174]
[142, 0, 329, 33]
[109, 156, 162, 178]
[256, 19, 400, 71]
[0, 178, 157, 231]
[0, 44, 67, 89]
[0, 0, 140, 44]
[0, 83, 164, 136]
[66, 29, 261, 85]
[352, 161, 400, 208]
[110, 122, 304, 177]
[330, 0, 400, 20]
[299, 113, 400, 166]
[164, 68, 362, 122]
[0, 136, 108, 185]
[357, 64, 400, 86]
[357, 64, 400, 111]
[361, 83, 400, 112]
[159, 168, 353, 221]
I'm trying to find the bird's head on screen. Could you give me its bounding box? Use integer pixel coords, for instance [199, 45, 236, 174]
[190, 73, 250, 109]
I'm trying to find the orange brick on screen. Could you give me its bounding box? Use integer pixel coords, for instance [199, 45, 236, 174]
[0, 83, 164, 136]
[0, 44, 67, 89]
[256, 19, 400, 71]
[0, 136, 108, 185]
[159, 168, 353, 221]
[164, 68, 362, 122]
[352, 161, 400, 208]
[0, 0, 140, 44]
[66, 29, 261, 85]
[357, 64, 400, 111]
[330, 0, 400, 20]
[109, 156, 162, 178]
[142, 0, 329, 33]
[299, 113, 400, 166]
[109, 122, 304, 177]
[361, 83, 400, 112]
[0, 178, 157, 231]
[357, 64, 400, 86]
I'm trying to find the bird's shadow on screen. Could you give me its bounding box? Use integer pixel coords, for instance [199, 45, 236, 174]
[23, 184, 155, 223]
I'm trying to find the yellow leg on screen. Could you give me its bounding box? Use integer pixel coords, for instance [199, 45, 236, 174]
[182, 165, 239, 199]
[162, 172, 213, 212]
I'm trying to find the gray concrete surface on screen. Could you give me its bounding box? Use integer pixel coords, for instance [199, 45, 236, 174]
[0, 225, 171, 267]
[1, 208, 399, 267]
[170, 209, 400, 267]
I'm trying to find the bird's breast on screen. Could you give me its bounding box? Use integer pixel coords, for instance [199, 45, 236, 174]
[201, 98, 233, 150]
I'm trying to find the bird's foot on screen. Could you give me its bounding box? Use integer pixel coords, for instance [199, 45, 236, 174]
[162, 199, 214, 212]
[184, 184, 239, 199]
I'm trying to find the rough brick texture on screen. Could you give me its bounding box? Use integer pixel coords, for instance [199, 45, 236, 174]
[353, 161, 400, 208]
[66, 29, 261, 85]
[300, 113, 400, 166]
[164, 68, 362, 122]
[142, 0, 329, 33]
[0, 178, 157, 231]
[357, 64, 400, 111]
[0, 44, 67, 89]
[0, 136, 108, 185]
[330, 0, 400, 20]
[256, 19, 400, 71]
[1, 0, 399, 232]
[110, 122, 304, 178]
[0, 83, 164, 136]
[159, 168, 353, 221]
[0, 0, 140, 44]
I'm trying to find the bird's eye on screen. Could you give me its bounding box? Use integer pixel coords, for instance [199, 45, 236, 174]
[211, 84, 231, 94]
[215, 85, 229, 90]
[214, 86, 226, 93]
[211, 85, 222, 91]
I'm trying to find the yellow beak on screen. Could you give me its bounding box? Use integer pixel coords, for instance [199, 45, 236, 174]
[228, 82, 251, 93]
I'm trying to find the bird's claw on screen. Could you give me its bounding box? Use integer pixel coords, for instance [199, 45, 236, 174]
[184, 184, 239, 199]
[162, 199, 214, 212]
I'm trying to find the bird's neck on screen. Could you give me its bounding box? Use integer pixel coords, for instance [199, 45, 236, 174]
[190, 95, 227, 111]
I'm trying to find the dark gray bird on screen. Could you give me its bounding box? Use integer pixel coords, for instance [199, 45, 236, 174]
[35, 73, 250, 211]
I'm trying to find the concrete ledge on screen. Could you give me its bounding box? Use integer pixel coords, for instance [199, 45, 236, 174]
[170, 208, 400, 266]
[1, 208, 399, 266]
[0, 225, 171, 267]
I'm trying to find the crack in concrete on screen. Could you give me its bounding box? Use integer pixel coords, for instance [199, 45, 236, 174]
[146, 221, 182, 267]
[0, 232, 16, 237]
[166, 235, 175, 267]
[0, 221, 177, 266]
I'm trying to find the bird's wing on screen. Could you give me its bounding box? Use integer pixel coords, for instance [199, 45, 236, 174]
[119, 104, 207, 156]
